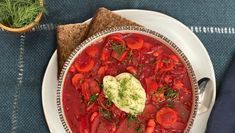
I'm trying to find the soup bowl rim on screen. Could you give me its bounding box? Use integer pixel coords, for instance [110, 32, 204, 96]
[57, 26, 199, 133]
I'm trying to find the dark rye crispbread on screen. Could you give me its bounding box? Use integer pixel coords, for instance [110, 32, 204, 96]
[56, 7, 142, 75]
[86, 7, 142, 37]
[56, 23, 89, 73]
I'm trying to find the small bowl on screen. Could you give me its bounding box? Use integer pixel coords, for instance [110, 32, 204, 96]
[0, 0, 44, 33]
[57, 26, 199, 133]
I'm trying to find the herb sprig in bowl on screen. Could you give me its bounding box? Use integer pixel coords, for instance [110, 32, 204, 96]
[0, 0, 44, 32]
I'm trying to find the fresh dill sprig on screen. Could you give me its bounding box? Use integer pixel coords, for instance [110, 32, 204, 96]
[0, 0, 44, 28]
[111, 41, 126, 55]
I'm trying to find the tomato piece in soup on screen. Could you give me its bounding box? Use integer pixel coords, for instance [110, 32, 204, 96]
[125, 34, 144, 49]
[101, 48, 111, 61]
[71, 73, 84, 89]
[88, 79, 101, 94]
[145, 119, 156, 133]
[126, 66, 137, 75]
[111, 50, 128, 61]
[145, 77, 158, 94]
[97, 66, 107, 76]
[86, 45, 99, 57]
[156, 107, 177, 127]
[75, 58, 95, 72]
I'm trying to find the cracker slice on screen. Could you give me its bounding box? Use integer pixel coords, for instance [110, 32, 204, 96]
[86, 7, 141, 37]
[56, 23, 89, 73]
[56, 7, 142, 75]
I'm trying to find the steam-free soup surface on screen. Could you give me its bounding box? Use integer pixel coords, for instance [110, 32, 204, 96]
[62, 32, 193, 133]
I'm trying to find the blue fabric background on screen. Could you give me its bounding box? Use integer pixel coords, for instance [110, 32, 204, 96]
[0, 0, 235, 132]
[206, 53, 235, 133]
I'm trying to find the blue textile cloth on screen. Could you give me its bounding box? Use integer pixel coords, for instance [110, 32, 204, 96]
[0, 0, 235, 132]
[206, 53, 235, 133]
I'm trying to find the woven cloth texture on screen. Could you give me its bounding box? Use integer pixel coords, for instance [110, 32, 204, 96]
[0, 0, 235, 132]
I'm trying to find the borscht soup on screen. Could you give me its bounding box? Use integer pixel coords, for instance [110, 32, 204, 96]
[59, 29, 197, 133]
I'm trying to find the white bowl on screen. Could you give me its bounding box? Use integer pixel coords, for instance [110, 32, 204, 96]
[57, 26, 199, 133]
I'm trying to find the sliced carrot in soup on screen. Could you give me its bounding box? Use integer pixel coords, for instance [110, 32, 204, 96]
[156, 107, 177, 127]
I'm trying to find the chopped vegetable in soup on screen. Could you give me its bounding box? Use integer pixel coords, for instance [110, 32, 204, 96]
[62, 32, 193, 133]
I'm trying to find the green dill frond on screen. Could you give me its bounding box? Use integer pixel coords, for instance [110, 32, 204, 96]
[0, 0, 44, 28]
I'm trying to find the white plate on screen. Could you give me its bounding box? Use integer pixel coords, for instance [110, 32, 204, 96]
[42, 9, 216, 133]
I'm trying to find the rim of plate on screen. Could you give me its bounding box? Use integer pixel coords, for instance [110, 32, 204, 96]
[57, 26, 199, 133]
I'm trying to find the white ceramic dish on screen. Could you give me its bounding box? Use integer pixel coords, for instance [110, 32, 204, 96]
[58, 26, 199, 133]
[42, 9, 216, 133]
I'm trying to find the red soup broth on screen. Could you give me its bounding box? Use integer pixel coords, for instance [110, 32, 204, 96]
[62, 32, 193, 133]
